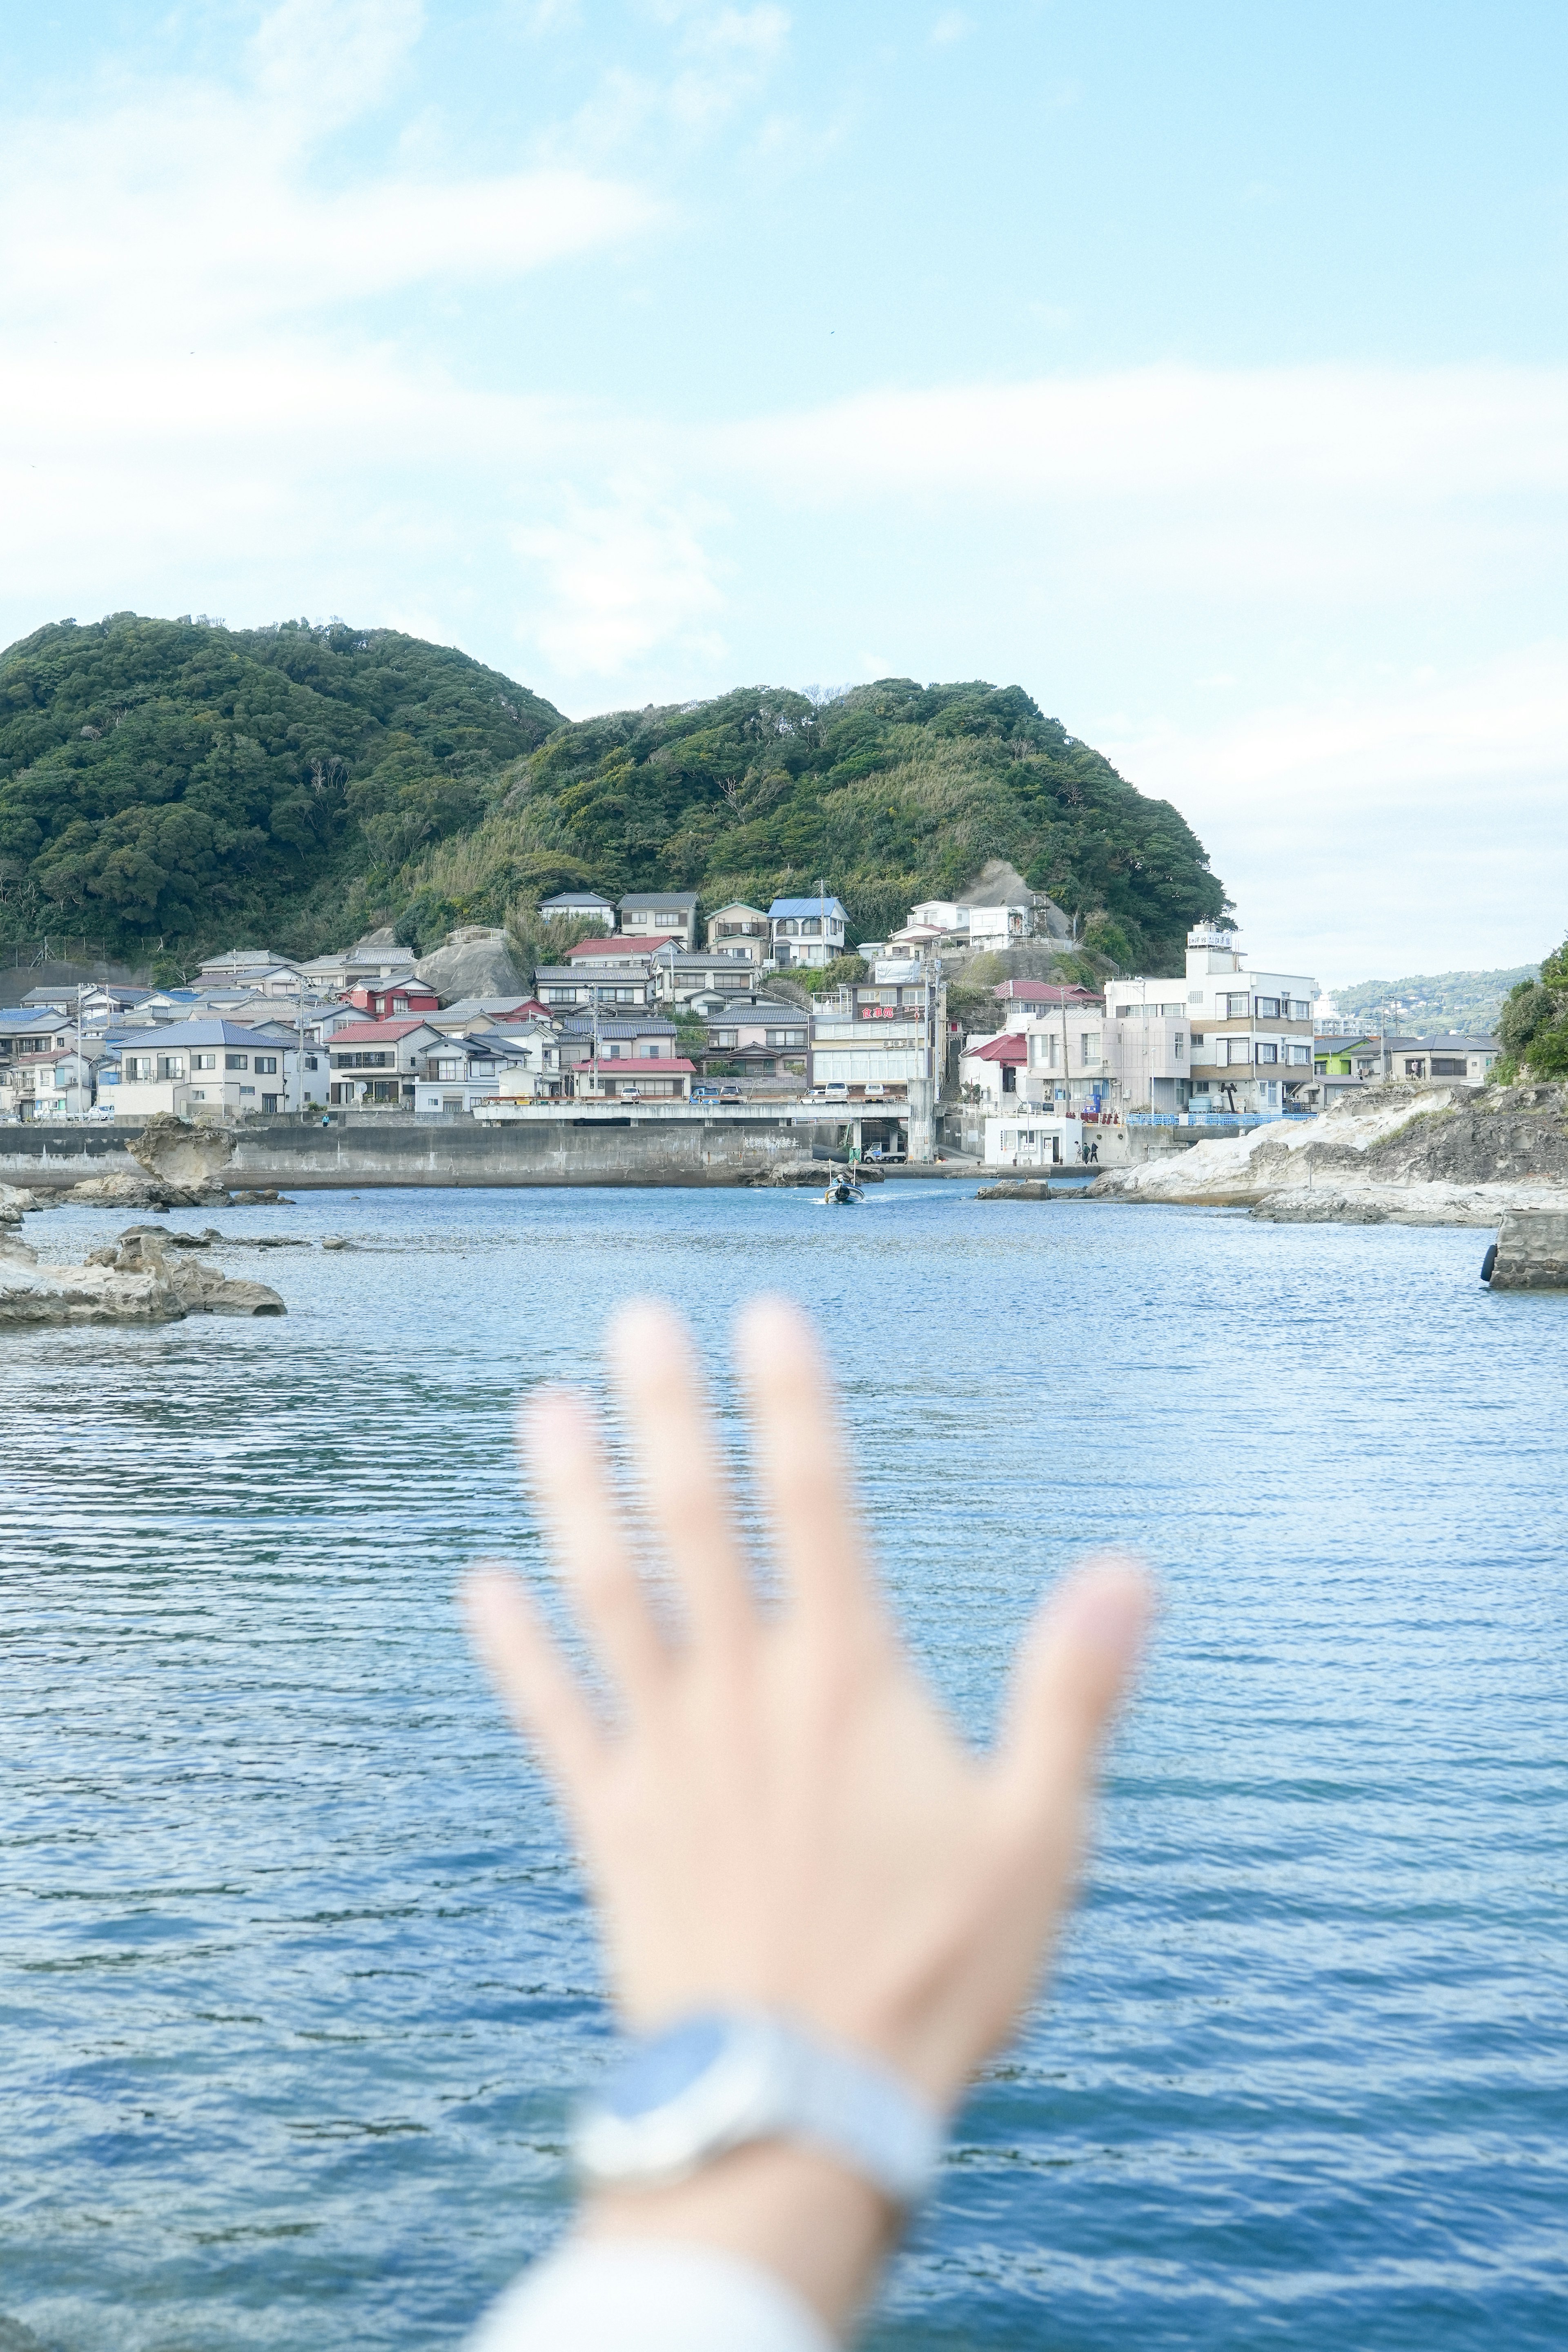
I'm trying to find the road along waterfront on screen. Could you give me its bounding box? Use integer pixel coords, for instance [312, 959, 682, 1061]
[2, 1183, 1565, 2351]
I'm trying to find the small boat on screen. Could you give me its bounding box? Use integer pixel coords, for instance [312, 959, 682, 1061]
[819, 1173, 866, 1206]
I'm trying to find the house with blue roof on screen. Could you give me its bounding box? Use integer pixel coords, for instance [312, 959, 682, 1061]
[768, 893, 848, 970]
[107, 1019, 320, 1120]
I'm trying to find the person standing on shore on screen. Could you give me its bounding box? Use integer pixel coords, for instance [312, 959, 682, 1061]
[465, 1297, 1151, 2350]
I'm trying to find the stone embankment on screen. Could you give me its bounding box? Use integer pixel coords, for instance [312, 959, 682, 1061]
[0, 1223, 285, 1326]
[1087, 1085, 1568, 1226]
[976, 1179, 1059, 1202]
[1486, 1210, 1568, 1291]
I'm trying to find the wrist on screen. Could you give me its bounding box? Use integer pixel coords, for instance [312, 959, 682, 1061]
[583, 2140, 895, 2337]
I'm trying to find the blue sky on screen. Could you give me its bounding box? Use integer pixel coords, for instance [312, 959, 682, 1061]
[2, 1, 1566, 984]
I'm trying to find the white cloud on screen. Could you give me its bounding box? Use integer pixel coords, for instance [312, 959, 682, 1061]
[724, 365, 1568, 503]
[0, 0, 657, 343]
[512, 482, 729, 676]
[555, 2, 790, 154]
[1102, 646, 1568, 982]
[248, 0, 424, 126]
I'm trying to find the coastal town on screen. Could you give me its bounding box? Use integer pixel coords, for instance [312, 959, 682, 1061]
[0, 877, 1502, 1172]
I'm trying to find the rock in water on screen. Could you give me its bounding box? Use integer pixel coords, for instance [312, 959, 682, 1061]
[111, 1229, 285, 1312]
[0, 1230, 285, 1325]
[0, 1255, 187, 1325]
[414, 924, 525, 1003]
[1484, 1209, 1568, 1290]
[976, 1180, 1056, 1201]
[127, 1110, 237, 1190]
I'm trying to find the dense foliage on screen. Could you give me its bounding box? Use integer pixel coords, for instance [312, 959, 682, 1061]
[1496, 935, 1568, 1078]
[0, 622, 1228, 976]
[403, 679, 1227, 972]
[0, 614, 561, 962]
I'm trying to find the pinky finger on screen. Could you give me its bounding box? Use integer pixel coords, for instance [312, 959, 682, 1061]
[463, 1561, 606, 1804]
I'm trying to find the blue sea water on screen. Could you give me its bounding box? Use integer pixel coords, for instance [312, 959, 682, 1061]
[1, 1181, 1565, 2351]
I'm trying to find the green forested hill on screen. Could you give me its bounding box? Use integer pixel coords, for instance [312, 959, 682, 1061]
[0, 617, 1227, 975]
[401, 679, 1227, 971]
[0, 615, 562, 965]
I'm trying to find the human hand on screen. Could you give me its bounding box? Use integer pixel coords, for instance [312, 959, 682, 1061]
[466, 1296, 1150, 2117]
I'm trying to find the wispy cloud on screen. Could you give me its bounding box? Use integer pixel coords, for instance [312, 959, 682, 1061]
[0, 4, 656, 337]
[513, 479, 730, 675]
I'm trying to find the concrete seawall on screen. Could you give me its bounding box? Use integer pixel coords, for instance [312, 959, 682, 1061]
[2, 1116, 840, 1190]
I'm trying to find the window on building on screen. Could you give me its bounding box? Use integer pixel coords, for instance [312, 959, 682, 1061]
[1403, 1058, 1426, 1078]
[225, 1053, 248, 1070]
[254, 1055, 278, 1074]
[1254, 996, 1280, 1019]
[1188, 989, 1203, 1004]
[1174, 1034, 1185, 1058]
[1080, 1034, 1100, 1067]
[1289, 1000, 1312, 1021]
[1431, 1057, 1468, 1076]
[1256, 1042, 1278, 1065]
[305, 1054, 318, 1070]
[655, 911, 683, 929]
[1286, 1043, 1312, 1065]
[1224, 993, 1250, 1017]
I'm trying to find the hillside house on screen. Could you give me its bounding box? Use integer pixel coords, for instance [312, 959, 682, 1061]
[539, 889, 615, 931]
[770, 895, 848, 970]
[704, 902, 770, 962]
[618, 891, 699, 949]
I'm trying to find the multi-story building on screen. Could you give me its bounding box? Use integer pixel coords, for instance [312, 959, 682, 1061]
[704, 902, 771, 962]
[650, 949, 767, 1007]
[618, 891, 699, 949]
[909, 898, 1031, 949]
[700, 998, 809, 1080]
[534, 941, 657, 1013]
[327, 1020, 443, 1107]
[109, 1020, 318, 1117]
[769, 894, 848, 970]
[1108, 928, 1317, 1114]
[808, 959, 946, 1156]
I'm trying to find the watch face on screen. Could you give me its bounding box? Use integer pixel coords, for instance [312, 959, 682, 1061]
[600, 2014, 731, 2120]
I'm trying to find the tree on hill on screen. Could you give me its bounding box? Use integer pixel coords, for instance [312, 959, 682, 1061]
[0, 614, 561, 963]
[409, 678, 1228, 973]
[0, 622, 1228, 974]
[1497, 935, 1568, 1078]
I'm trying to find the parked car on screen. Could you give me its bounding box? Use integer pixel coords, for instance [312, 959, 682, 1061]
[719, 1083, 742, 1102]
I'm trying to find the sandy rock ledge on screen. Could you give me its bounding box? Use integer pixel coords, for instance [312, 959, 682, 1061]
[0, 1225, 285, 1326]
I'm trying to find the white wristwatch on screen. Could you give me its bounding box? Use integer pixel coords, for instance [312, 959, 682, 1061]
[571, 2011, 944, 2208]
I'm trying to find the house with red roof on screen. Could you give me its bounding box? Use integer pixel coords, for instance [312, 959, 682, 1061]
[326, 1019, 443, 1107]
[345, 977, 441, 1020]
[958, 1030, 1027, 1106]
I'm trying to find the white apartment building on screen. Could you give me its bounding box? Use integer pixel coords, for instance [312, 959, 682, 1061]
[1109, 928, 1316, 1114]
[110, 1021, 319, 1117]
[909, 900, 1030, 949]
[769, 895, 848, 970]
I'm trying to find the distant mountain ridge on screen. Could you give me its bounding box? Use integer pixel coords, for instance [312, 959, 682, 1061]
[0, 613, 1228, 978]
[1332, 967, 1538, 1036]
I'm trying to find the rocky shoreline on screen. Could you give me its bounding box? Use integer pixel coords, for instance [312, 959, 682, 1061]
[1086, 1083, 1568, 1228]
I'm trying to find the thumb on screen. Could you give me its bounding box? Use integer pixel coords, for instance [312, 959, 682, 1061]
[993, 1555, 1154, 1839]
